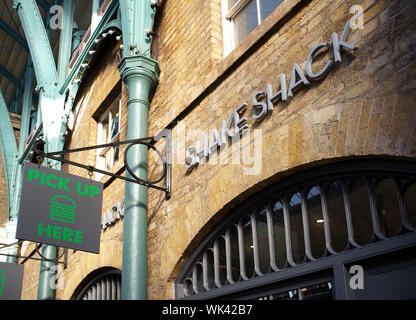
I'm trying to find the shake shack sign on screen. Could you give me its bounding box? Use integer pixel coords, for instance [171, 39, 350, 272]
[16, 162, 103, 253]
[186, 19, 357, 169]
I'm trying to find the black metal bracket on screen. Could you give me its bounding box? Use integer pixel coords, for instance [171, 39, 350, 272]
[33, 136, 171, 200]
[0, 241, 68, 269]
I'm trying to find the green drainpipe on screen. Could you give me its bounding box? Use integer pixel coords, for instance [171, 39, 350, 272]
[118, 55, 159, 300]
[37, 155, 60, 300]
[37, 245, 57, 300]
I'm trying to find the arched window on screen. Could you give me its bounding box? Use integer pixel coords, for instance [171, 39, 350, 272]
[71, 268, 121, 300]
[175, 160, 416, 299]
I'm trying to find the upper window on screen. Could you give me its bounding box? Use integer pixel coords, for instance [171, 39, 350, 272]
[96, 96, 121, 179]
[222, 0, 284, 56]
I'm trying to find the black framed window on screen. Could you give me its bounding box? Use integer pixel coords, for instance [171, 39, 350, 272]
[175, 160, 416, 299]
[72, 268, 121, 300]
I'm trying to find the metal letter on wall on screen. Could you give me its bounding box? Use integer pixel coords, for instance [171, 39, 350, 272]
[16, 162, 103, 254]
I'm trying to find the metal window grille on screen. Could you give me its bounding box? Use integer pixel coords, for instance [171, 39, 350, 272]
[75, 269, 121, 300]
[175, 160, 416, 298]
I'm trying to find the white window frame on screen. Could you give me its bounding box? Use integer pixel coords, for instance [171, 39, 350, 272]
[222, 0, 277, 57]
[96, 97, 121, 180]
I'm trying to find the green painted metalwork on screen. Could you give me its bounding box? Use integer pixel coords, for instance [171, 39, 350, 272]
[119, 55, 160, 300]
[12, 0, 64, 300]
[72, 30, 85, 53]
[119, 0, 157, 57]
[118, 0, 160, 300]
[11, 0, 121, 299]
[91, 0, 100, 33]
[7, 0, 52, 116]
[37, 245, 57, 300]
[57, 0, 74, 87]
[13, 0, 58, 90]
[18, 123, 42, 167]
[103, 19, 122, 33]
[9, 75, 39, 114]
[19, 61, 34, 153]
[9, 61, 35, 223]
[4, 0, 160, 300]
[59, 0, 120, 95]
[0, 18, 28, 50]
[10, 84, 21, 114]
[3, 60, 35, 264]
[0, 91, 18, 217]
[13, 0, 64, 156]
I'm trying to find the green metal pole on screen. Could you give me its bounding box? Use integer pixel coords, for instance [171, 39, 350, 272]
[57, 0, 74, 87]
[37, 245, 57, 300]
[91, 0, 100, 33]
[36, 150, 60, 300]
[5, 62, 33, 264]
[118, 55, 159, 300]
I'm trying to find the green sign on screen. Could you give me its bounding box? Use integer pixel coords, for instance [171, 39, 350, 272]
[0, 262, 24, 300]
[0, 270, 5, 297]
[16, 162, 103, 253]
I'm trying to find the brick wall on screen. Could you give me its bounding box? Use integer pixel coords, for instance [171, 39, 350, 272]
[149, 0, 223, 134]
[147, 0, 416, 299]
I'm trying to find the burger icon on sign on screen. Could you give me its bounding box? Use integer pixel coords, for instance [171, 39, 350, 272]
[49, 195, 76, 224]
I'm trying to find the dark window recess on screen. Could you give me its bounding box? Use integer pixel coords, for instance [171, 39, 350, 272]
[404, 181, 416, 228]
[176, 160, 416, 299]
[257, 281, 333, 300]
[74, 269, 121, 300]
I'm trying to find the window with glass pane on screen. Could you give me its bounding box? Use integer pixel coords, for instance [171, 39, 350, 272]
[288, 192, 305, 264]
[228, 226, 241, 282]
[272, 201, 287, 269]
[306, 186, 326, 258]
[241, 217, 255, 278]
[349, 178, 373, 245]
[225, 0, 284, 51]
[203, 250, 215, 290]
[404, 182, 416, 229]
[215, 237, 227, 286]
[97, 97, 121, 176]
[326, 181, 348, 252]
[233, 0, 258, 46]
[193, 263, 204, 293]
[374, 178, 401, 237]
[255, 208, 270, 274]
